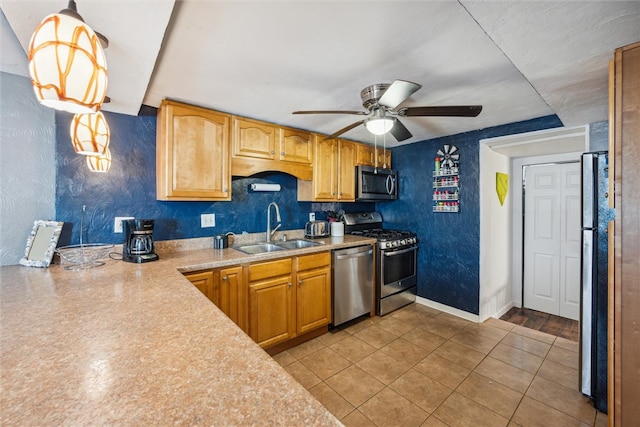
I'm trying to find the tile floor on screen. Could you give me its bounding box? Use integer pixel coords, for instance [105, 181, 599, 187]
[272, 303, 608, 427]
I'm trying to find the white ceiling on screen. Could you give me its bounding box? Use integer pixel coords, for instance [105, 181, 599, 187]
[2, 1, 639, 147]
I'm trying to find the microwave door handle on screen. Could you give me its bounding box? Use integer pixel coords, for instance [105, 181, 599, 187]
[386, 175, 392, 194]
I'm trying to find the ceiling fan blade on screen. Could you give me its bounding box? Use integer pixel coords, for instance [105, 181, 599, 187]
[326, 120, 365, 140]
[378, 80, 422, 109]
[398, 105, 483, 117]
[389, 119, 412, 142]
[292, 110, 367, 115]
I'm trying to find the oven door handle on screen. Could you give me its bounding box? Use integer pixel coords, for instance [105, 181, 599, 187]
[382, 246, 417, 257]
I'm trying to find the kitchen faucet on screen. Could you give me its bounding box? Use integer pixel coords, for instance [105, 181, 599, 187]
[266, 202, 281, 242]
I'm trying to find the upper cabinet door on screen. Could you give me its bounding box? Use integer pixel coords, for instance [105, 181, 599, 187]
[279, 128, 313, 164]
[313, 138, 339, 200]
[233, 117, 276, 160]
[337, 139, 356, 201]
[156, 100, 231, 201]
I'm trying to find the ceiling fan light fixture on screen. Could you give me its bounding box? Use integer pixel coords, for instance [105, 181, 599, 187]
[70, 111, 110, 156]
[365, 116, 395, 136]
[28, 0, 108, 114]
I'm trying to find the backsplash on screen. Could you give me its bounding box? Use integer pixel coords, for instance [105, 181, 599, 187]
[55, 110, 373, 246]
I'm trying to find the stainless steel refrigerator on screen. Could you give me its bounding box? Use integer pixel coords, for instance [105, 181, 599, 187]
[580, 151, 613, 413]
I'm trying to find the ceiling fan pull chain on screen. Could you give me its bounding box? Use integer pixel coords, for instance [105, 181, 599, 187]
[374, 134, 378, 173]
[383, 132, 387, 169]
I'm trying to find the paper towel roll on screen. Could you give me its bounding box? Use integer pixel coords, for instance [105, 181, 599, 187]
[249, 183, 281, 192]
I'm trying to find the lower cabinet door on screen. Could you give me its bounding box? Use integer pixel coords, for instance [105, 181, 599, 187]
[249, 276, 295, 348]
[218, 266, 246, 332]
[296, 266, 331, 334]
[184, 270, 215, 301]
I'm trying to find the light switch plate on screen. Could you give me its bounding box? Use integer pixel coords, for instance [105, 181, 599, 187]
[114, 216, 135, 233]
[201, 213, 215, 228]
[309, 212, 315, 221]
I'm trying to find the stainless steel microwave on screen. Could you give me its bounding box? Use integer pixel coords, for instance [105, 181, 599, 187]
[356, 165, 398, 201]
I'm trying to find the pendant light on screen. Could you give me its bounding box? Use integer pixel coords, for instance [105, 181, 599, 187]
[28, 0, 108, 114]
[70, 111, 110, 156]
[86, 148, 111, 173]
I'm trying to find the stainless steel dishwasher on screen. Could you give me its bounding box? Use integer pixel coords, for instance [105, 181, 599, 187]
[332, 244, 374, 327]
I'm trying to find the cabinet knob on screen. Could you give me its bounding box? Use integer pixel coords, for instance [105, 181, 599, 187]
[270, 150, 275, 155]
[223, 187, 228, 193]
[222, 276, 227, 281]
[288, 282, 292, 287]
[298, 279, 303, 285]
[281, 152, 285, 156]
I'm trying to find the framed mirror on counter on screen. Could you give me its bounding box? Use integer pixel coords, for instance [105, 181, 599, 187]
[19, 220, 64, 268]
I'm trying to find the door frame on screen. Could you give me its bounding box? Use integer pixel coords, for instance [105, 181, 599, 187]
[478, 125, 588, 322]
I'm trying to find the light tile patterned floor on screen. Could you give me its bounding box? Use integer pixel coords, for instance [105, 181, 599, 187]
[272, 303, 608, 427]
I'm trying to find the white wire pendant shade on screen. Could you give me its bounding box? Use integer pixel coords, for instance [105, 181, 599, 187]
[70, 111, 110, 156]
[28, 7, 108, 114]
[86, 148, 111, 173]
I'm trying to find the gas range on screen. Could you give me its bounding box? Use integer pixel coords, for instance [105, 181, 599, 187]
[342, 211, 418, 316]
[350, 229, 417, 250]
[343, 212, 417, 250]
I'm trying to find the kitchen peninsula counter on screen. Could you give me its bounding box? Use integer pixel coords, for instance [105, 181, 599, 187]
[0, 234, 374, 425]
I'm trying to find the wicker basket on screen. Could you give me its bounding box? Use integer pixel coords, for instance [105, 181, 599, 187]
[56, 243, 114, 270]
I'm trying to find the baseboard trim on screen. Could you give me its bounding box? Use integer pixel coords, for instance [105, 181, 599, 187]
[415, 296, 480, 323]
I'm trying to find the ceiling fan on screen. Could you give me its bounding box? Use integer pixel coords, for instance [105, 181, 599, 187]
[293, 80, 482, 142]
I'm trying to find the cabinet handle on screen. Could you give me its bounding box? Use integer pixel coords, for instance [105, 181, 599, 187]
[222, 276, 227, 281]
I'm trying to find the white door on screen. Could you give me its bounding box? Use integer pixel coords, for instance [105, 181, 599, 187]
[523, 162, 581, 320]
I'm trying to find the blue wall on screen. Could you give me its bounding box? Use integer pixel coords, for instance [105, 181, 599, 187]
[378, 115, 563, 315]
[55, 110, 373, 245]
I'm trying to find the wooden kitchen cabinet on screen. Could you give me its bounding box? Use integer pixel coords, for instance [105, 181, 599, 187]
[279, 127, 313, 164]
[233, 117, 277, 160]
[247, 253, 331, 349]
[184, 270, 215, 301]
[295, 252, 331, 335]
[156, 100, 231, 201]
[231, 118, 314, 180]
[356, 142, 392, 168]
[297, 137, 356, 201]
[248, 259, 295, 348]
[184, 266, 247, 332]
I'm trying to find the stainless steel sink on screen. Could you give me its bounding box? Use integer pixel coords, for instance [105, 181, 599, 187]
[234, 239, 323, 254]
[234, 243, 286, 255]
[275, 239, 324, 249]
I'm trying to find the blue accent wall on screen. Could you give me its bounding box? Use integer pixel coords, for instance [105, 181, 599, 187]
[378, 115, 563, 315]
[55, 110, 373, 246]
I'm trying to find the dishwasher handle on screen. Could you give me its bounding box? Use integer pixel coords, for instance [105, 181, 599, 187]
[335, 248, 373, 260]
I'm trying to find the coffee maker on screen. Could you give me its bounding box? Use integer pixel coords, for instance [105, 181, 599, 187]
[123, 219, 159, 263]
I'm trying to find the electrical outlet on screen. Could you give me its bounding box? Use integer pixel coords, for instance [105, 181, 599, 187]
[201, 213, 215, 228]
[309, 212, 315, 221]
[114, 216, 134, 233]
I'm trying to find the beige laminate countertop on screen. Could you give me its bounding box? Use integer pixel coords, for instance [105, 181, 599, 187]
[0, 233, 375, 425]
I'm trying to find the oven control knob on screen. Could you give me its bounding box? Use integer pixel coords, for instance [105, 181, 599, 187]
[392, 241, 398, 247]
[400, 239, 406, 246]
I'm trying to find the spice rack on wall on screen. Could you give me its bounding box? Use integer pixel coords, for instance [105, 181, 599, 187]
[433, 145, 460, 213]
